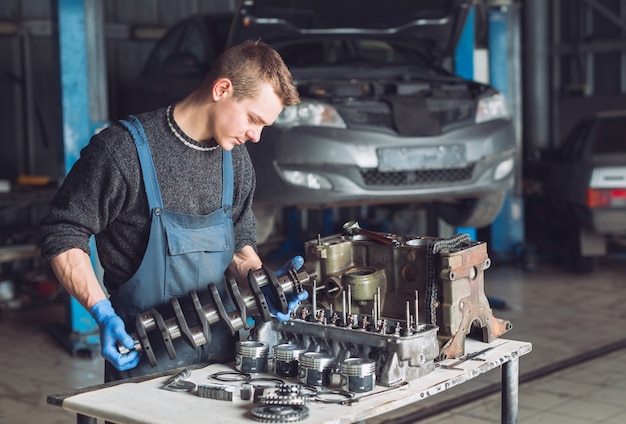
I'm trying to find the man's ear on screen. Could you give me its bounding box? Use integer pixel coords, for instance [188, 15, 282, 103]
[213, 78, 233, 101]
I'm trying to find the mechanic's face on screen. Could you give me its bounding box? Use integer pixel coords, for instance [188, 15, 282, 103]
[211, 79, 283, 151]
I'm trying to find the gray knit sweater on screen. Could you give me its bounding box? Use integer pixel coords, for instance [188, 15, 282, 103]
[38, 106, 257, 290]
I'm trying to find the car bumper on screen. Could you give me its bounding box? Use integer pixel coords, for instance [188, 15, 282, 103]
[249, 119, 516, 207]
[589, 208, 626, 235]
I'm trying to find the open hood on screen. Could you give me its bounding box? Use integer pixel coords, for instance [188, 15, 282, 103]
[229, 0, 472, 63]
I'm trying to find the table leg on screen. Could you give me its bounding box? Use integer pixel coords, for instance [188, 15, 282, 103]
[77, 413, 97, 424]
[501, 357, 519, 424]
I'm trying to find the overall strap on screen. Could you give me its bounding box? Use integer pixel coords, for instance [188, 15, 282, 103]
[221, 149, 233, 208]
[119, 116, 164, 209]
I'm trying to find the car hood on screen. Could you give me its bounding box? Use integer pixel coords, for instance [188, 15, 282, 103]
[229, 0, 472, 64]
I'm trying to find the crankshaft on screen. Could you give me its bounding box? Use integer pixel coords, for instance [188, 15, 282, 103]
[118, 265, 314, 367]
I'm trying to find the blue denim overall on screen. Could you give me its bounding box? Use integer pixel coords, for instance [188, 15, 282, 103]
[106, 116, 236, 381]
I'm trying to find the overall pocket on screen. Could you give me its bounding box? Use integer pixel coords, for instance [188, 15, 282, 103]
[164, 223, 230, 297]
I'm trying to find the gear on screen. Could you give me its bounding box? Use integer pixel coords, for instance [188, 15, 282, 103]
[260, 384, 312, 406]
[250, 405, 309, 423]
[276, 384, 305, 396]
[260, 393, 310, 406]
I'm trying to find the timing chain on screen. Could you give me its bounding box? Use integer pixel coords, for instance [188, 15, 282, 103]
[425, 233, 471, 325]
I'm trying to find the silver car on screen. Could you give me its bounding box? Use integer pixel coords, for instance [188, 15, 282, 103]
[228, 0, 516, 240]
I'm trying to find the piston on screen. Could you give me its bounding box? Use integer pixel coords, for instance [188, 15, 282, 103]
[298, 352, 334, 387]
[340, 358, 377, 393]
[235, 341, 269, 373]
[273, 343, 306, 377]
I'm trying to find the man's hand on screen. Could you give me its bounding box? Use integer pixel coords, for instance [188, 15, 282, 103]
[263, 256, 309, 321]
[90, 299, 141, 371]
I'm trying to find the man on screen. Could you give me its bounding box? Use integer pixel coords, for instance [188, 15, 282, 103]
[38, 40, 305, 381]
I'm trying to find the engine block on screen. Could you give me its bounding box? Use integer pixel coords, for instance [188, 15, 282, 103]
[253, 316, 439, 387]
[299, 221, 511, 361]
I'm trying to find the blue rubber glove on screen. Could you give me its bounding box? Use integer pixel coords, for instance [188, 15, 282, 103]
[90, 299, 141, 371]
[261, 256, 309, 322]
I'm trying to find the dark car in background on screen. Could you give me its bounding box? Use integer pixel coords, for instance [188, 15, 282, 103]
[543, 110, 626, 271]
[122, 12, 233, 117]
[126, 0, 517, 242]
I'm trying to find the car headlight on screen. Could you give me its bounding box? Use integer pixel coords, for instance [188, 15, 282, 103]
[274, 101, 347, 129]
[494, 157, 514, 180]
[475, 93, 509, 124]
[281, 170, 332, 190]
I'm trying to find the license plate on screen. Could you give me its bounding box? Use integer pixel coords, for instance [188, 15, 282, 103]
[377, 145, 467, 172]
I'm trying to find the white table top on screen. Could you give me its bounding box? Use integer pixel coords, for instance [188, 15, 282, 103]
[59, 338, 532, 424]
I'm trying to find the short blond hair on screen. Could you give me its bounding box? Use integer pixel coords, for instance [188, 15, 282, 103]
[203, 40, 300, 106]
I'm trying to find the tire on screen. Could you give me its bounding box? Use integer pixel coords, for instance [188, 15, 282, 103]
[252, 203, 281, 244]
[435, 191, 507, 229]
[566, 225, 598, 273]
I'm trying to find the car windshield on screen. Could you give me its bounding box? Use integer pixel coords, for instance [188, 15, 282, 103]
[275, 39, 430, 68]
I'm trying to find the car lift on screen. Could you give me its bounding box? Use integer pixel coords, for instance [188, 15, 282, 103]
[455, 1, 525, 265]
[486, 1, 525, 262]
[47, 0, 109, 357]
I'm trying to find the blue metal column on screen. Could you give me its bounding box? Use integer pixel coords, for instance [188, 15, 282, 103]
[50, 0, 106, 355]
[488, 2, 525, 261]
[454, 4, 506, 309]
[455, 5, 475, 80]
[454, 5, 477, 241]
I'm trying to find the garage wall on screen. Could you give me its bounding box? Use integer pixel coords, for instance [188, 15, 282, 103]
[551, 0, 626, 144]
[0, 0, 235, 181]
[0, 2, 60, 181]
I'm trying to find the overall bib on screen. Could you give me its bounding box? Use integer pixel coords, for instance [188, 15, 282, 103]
[106, 116, 236, 381]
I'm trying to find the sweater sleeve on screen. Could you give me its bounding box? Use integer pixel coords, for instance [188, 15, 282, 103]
[38, 127, 138, 261]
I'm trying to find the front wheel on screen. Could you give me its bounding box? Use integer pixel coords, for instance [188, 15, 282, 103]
[435, 191, 507, 229]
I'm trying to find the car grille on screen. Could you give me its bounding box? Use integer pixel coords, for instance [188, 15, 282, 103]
[360, 165, 475, 187]
[341, 107, 395, 129]
[339, 99, 475, 131]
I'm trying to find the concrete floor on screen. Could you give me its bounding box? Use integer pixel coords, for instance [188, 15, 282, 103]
[1, 255, 625, 423]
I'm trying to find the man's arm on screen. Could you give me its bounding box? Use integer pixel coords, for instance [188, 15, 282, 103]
[50, 247, 140, 370]
[227, 244, 262, 285]
[50, 247, 107, 310]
